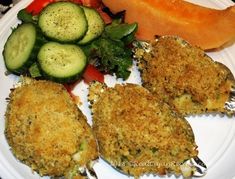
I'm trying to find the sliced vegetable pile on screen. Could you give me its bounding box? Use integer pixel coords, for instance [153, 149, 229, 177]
[2, 0, 137, 84]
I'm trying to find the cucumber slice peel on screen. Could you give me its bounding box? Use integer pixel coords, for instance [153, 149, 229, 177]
[3, 23, 42, 74]
[38, 2, 88, 43]
[78, 6, 105, 45]
[38, 42, 87, 83]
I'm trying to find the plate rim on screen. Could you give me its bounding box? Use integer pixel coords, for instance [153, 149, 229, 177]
[0, 0, 235, 179]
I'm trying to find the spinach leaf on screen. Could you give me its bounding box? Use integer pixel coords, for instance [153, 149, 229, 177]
[17, 9, 38, 24]
[81, 19, 137, 80]
[82, 36, 133, 80]
[105, 20, 138, 41]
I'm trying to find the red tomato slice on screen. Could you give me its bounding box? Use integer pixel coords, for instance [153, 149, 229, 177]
[96, 7, 112, 24]
[26, 0, 83, 15]
[81, 0, 101, 8]
[83, 64, 104, 83]
[69, 0, 82, 4]
[64, 82, 81, 103]
[26, 0, 55, 15]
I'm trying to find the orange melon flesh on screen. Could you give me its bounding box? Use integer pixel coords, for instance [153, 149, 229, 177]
[102, 0, 235, 50]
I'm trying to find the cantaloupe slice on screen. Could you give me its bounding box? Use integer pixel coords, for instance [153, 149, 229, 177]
[102, 0, 235, 50]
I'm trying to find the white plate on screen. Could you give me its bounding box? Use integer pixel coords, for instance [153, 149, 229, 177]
[0, 0, 235, 179]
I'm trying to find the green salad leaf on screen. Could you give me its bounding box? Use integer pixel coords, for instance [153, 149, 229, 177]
[82, 20, 137, 80]
[105, 20, 138, 41]
[29, 63, 42, 78]
[17, 9, 38, 24]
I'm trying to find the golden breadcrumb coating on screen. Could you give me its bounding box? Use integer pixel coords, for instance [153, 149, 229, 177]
[5, 79, 97, 177]
[89, 82, 198, 177]
[136, 36, 235, 115]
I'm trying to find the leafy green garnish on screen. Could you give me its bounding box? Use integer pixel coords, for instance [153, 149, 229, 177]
[29, 63, 41, 78]
[17, 9, 38, 24]
[85, 37, 133, 79]
[82, 20, 137, 80]
[105, 20, 138, 41]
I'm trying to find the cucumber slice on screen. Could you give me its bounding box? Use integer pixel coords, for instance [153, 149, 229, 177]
[3, 23, 43, 74]
[38, 42, 87, 83]
[38, 2, 88, 43]
[78, 6, 105, 45]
